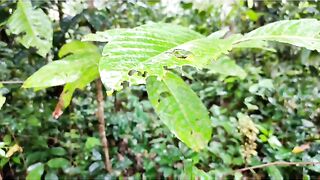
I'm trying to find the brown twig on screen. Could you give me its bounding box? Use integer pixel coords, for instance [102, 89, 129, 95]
[236, 161, 320, 172]
[96, 78, 112, 173]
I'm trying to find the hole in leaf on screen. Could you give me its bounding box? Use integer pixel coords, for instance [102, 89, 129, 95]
[39, 36, 47, 41]
[121, 81, 129, 88]
[171, 49, 193, 59]
[160, 91, 170, 98]
[142, 71, 147, 77]
[128, 70, 137, 76]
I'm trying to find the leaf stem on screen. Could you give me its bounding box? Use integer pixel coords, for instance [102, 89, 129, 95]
[96, 78, 112, 173]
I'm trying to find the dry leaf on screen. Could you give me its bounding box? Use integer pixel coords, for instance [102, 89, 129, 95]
[52, 98, 64, 119]
[6, 144, 23, 158]
[292, 143, 310, 154]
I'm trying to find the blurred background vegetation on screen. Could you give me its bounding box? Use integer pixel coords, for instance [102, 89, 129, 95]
[1, 0, 320, 179]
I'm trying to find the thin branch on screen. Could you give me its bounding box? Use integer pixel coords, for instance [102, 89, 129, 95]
[96, 78, 112, 173]
[236, 161, 320, 172]
[0, 81, 24, 84]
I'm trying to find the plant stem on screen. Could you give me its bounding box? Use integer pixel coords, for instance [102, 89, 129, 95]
[96, 78, 112, 173]
[236, 161, 320, 172]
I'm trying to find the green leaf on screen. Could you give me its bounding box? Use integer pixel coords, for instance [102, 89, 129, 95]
[268, 135, 282, 148]
[146, 71, 212, 151]
[23, 41, 100, 111]
[192, 167, 211, 180]
[85, 137, 101, 150]
[26, 162, 44, 180]
[267, 166, 283, 180]
[0, 95, 5, 110]
[0, 149, 5, 157]
[49, 147, 67, 156]
[85, 23, 233, 93]
[23, 53, 99, 89]
[234, 171, 243, 180]
[47, 158, 70, 169]
[6, 0, 52, 57]
[207, 56, 247, 79]
[234, 19, 320, 52]
[45, 171, 58, 180]
[58, 40, 99, 58]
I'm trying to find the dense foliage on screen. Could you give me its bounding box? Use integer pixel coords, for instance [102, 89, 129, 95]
[1, 0, 320, 179]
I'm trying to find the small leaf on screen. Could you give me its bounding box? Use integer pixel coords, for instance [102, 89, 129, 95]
[207, 56, 247, 79]
[3, 135, 11, 145]
[26, 163, 44, 180]
[49, 147, 67, 156]
[45, 171, 58, 180]
[267, 166, 283, 180]
[292, 143, 311, 154]
[268, 136, 282, 148]
[47, 158, 70, 169]
[89, 161, 102, 173]
[85, 137, 101, 150]
[146, 71, 212, 151]
[6, 144, 23, 158]
[234, 171, 243, 180]
[192, 167, 211, 180]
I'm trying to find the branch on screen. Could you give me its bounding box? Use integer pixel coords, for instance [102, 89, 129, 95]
[236, 161, 320, 172]
[96, 78, 112, 173]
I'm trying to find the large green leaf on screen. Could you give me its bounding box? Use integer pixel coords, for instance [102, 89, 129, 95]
[84, 23, 233, 94]
[6, 0, 52, 57]
[234, 19, 320, 52]
[23, 41, 100, 117]
[146, 72, 212, 151]
[23, 53, 99, 89]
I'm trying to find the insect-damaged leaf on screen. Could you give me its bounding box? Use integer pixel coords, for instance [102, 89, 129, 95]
[84, 23, 234, 94]
[146, 72, 212, 151]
